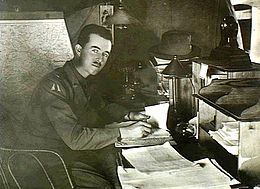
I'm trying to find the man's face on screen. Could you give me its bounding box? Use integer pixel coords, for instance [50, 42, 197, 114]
[78, 33, 112, 76]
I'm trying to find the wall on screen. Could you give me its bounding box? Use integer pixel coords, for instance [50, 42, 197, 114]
[0, 12, 73, 122]
[65, 0, 236, 60]
[143, 0, 235, 56]
[65, 6, 100, 47]
[142, 0, 236, 119]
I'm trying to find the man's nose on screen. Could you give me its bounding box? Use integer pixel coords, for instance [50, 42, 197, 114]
[96, 54, 102, 63]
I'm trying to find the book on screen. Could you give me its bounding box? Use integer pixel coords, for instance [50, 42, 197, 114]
[116, 102, 172, 147]
[116, 128, 173, 147]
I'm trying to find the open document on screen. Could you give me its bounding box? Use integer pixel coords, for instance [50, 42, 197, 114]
[119, 142, 238, 189]
[144, 102, 169, 130]
[116, 103, 173, 147]
[122, 142, 192, 173]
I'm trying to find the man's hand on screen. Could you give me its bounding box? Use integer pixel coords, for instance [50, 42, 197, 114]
[125, 112, 150, 121]
[119, 121, 152, 139]
[105, 112, 152, 138]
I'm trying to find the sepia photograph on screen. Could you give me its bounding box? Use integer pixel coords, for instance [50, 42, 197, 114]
[0, 0, 259, 188]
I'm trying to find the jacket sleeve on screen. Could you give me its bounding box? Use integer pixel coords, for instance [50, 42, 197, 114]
[39, 78, 120, 150]
[102, 102, 129, 122]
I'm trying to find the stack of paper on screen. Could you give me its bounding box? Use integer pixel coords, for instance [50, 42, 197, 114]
[119, 142, 236, 189]
[209, 122, 239, 155]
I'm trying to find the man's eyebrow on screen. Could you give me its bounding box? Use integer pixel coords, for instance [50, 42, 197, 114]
[91, 45, 101, 50]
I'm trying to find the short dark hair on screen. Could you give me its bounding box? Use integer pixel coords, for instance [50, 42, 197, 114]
[77, 24, 112, 47]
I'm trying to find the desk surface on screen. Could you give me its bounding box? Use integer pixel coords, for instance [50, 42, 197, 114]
[120, 130, 241, 188]
[121, 129, 238, 178]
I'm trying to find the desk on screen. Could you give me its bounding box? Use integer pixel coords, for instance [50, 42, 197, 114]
[193, 78, 260, 187]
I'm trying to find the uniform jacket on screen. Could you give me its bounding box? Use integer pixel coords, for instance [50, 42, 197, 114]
[23, 60, 129, 162]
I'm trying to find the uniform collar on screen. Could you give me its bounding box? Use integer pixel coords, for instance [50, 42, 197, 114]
[63, 59, 93, 88]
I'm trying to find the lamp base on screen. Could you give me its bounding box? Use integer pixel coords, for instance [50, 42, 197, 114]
[167, 106, 197, 143]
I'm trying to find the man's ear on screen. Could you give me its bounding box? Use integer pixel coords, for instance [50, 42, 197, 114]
[74, 44, 82, 57]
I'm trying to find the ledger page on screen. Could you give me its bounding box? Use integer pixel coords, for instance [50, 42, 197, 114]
[122, 142, 193, 173]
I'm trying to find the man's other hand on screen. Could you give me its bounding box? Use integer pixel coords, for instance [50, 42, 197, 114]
[126, 112, 150, 122]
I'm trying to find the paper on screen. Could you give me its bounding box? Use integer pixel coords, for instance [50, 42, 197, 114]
[250, 7, 260, 63]
[145, 102, 169, 130]
[209, 121, 239, 155]
[199, 63, 208, 79]
[122, 142, 193, 173]
[118, 158, 233, 189]
[120, 142, 236, 188]
[209, 131, 238, 155]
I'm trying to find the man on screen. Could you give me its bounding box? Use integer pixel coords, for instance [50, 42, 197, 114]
[23, 24, 152, 188]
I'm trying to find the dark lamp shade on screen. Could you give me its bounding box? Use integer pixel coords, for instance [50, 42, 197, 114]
[162, 57, 190, 78]
[104, 7, 141, 25]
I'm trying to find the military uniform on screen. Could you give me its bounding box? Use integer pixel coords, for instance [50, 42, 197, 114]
[23, 60, 129, 188]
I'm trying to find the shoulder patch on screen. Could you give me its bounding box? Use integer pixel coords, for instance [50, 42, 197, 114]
[41, 77, 67, 100]
[51, 83, 62, 92]
[39, 68, 73, 101]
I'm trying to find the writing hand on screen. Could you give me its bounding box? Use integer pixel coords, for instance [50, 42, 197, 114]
[119, 121, 152, 139]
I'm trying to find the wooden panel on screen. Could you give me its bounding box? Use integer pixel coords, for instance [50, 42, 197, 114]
[239, 121, 260, 167]
[198, 100, 216, 125]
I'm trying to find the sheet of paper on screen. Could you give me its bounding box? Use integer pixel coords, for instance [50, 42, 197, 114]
[209, 131, 238, 155]
[122, 142, 193, 173]
[209, 122, 240, 155]
[145, 102, 169, 130]
[118, 158, 233, 189]
[199, 63, 208, 79]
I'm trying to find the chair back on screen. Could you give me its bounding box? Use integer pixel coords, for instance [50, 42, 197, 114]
[0, 104, 74, 188]
[0, 147, 74, 189]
